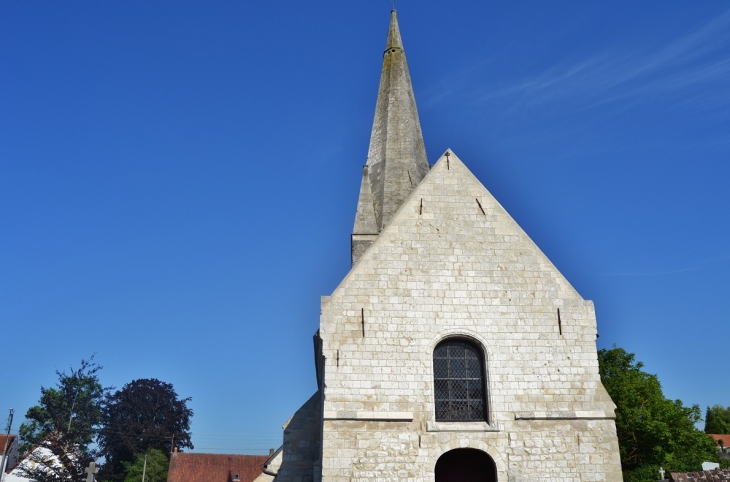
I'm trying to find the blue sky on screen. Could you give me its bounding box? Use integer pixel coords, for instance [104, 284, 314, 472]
[1, 1, 728, 454]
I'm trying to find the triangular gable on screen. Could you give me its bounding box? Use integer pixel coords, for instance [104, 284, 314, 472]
[342, 149, 584, 303]
[320, 149, 613, 420]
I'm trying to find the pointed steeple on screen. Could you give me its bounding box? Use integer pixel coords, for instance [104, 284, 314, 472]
[352, 10, 429, 266]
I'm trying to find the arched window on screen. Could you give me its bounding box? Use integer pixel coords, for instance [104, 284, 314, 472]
[433, 339, 487, 421]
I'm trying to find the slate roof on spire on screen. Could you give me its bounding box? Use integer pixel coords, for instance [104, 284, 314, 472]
[353, 10, 429, 240]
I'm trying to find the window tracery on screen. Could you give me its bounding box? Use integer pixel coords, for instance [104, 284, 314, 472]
[433, 339, 487, 421]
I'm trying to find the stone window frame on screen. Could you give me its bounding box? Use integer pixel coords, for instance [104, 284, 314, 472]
[427, 331, 498, 432]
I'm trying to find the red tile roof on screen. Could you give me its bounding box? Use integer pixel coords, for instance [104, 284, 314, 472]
[709, 434, 730, 447]
[670, 469, 730, 481]
[0, 434, 17, 454]
[167, 452, 268, 482]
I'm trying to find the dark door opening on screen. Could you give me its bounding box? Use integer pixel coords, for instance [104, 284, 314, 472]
[435, 448, 497, 482]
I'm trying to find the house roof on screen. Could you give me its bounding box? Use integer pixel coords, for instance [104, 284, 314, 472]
[0, 433, 18, 448]
[670, 469, 730, 481]
[709, 434, 730, 446]
[1, 434, 17, 454]
[167, 452, 268, 482]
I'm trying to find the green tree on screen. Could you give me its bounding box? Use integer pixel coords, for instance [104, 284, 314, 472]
[598, 346, 718, 480]
[98, 378, 193, 482]
[705, 405, 730, 435]
[122, 448, 169, 482]
[17, 356, 110, 482]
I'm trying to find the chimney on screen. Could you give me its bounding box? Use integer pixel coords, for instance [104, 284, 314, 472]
[269, 448, 275, 456]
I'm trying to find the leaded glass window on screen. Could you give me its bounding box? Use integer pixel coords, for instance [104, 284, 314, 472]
[433, 339, 487, 421]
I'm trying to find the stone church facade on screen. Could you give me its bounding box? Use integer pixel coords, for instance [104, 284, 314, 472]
[257, 10, 623, 482]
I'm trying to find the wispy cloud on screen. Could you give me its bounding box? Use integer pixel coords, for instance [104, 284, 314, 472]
[423, 9, 730, 119]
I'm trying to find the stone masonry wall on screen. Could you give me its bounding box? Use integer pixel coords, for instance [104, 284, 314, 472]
[275, 391, 322, 482]
[317, 150, 623, 481]
[320, 418, 620, 481]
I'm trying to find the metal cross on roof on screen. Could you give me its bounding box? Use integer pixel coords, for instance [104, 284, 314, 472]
[85, 461, 99, 482]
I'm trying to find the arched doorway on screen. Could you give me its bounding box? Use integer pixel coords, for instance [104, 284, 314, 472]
[435, 448, 497, 482]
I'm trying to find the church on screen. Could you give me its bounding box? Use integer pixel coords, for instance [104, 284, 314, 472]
[256, 10, 623, 482]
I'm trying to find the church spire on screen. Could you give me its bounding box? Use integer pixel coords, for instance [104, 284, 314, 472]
[352, 10, 429, 266]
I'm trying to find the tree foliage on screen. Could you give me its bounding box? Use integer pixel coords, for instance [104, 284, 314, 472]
[98, 378, 193, 482]
[705, 405, 730, 435]
[121, 448, 169, 482]
[598, 346, 719, 480]
[17, 356, 110, 482]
